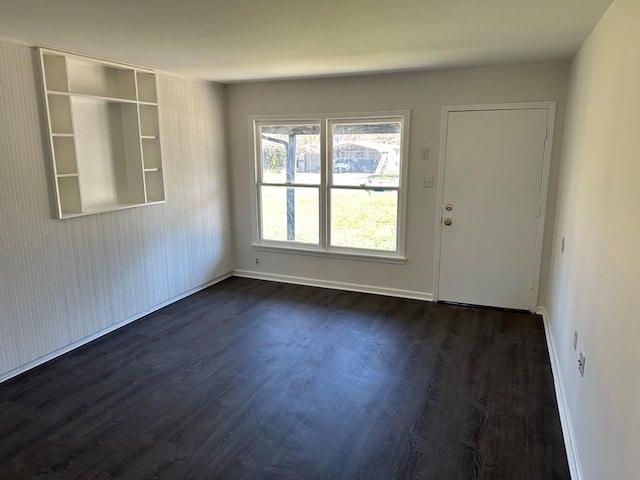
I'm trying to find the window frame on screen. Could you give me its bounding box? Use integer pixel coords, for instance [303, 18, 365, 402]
[250, 111, 410, 264]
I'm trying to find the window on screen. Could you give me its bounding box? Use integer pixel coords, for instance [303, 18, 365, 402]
[252, 112, 409, 261]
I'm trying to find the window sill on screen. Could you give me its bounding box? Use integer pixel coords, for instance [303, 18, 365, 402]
[251, 243, 407, 265]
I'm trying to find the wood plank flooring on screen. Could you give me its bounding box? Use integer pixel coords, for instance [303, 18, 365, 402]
[0, 277, 569, 479]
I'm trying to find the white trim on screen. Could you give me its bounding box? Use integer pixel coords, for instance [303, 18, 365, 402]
[437, 102, 558, 113]
[319, 120, 328, 248]
[537, 306, 583, 480]
[432, 106, 449, 301]
[252, 243, 407, 264]
[249, 111, 411, 122]
[433, 102, 556, 312]
[249, 111, 410, 257]
[234, 270, 433, 302]
[529, 104, 556, 311]
[0, 272, 233, 385]
[40, 47, 156, 74]
[248, 116, 261, 246]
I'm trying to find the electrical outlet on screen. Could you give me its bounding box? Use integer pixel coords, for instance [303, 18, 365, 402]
[578, 352, 586, 377]
[255, 258, 260, 266]
[573, 330, 578, 350]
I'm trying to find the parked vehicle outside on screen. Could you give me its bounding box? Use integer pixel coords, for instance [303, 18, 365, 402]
[333, 162, 351, 173]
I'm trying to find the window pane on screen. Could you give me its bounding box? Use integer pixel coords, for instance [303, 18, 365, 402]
[261, 186, 319, 244]
[332, 121, 401, 187]
[260, 124, 320, 185]
[330, 189, 398, 251]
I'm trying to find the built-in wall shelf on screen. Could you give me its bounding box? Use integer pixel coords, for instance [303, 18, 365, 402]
[39, 48, 165, 219]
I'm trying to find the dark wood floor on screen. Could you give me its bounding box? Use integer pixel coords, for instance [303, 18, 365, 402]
[0, 277, 569, 479]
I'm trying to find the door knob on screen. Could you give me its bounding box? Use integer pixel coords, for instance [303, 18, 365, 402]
[443, 217, 453, 226]
[444, 204, 453, 211]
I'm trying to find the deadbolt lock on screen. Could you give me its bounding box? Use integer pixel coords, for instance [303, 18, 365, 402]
[443, 217, 453, 226]
[444, 204, 453, 211]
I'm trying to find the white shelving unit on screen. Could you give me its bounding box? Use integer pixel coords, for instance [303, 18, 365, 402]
[39, 49, 165, 218]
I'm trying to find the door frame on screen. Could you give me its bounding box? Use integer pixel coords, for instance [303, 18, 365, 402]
[432, 102, 556, 312]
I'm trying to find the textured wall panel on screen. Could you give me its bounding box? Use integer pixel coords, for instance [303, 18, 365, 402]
[0, 40, 232, 378]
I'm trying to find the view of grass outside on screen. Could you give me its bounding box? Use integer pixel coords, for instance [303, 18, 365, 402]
[260, 186, 319, 244]
[260, 176, 397, 251]
[331, 188, 397, 250]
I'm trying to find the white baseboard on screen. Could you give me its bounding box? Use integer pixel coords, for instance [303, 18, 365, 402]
[0, 272, 233, 385]
[233, 270, 434, 302]
[536, 306, 583, 480]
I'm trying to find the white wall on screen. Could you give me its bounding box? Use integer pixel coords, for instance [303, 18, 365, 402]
[0, 39, 233, 380]
[545, 0, 640, 478]
[227, 63, 569, 300]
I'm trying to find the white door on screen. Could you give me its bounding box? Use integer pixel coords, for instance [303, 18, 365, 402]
[437, 107, 550, 310]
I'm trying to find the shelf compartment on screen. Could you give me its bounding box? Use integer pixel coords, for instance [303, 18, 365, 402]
[57, 175, 82, 215]
[136, 71, 157, 103]
[142, 137, 161, 170]
[67, 57, 137, 101]
[139, 104, 159, 137]
[144, 170, 165, 202]
[42, 54, 69, 92]
[52, 136, 78, 175]
[47, 94, 74, 134]
[72, 98, 145, 209]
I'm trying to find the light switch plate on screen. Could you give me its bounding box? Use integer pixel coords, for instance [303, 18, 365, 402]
[422, 176, 434, 188]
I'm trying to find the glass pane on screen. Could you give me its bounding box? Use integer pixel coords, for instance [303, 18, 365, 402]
[330, 189, 398, 251]
[261, 186, 319, 244]
[332, 121, 401, 187]
[259, 124, 320, 185]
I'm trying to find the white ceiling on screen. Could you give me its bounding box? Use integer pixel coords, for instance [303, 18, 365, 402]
[0, 0, 613, 83]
